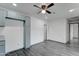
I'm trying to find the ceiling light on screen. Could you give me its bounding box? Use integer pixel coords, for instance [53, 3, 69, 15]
[69, 9, 75, 12]
[12, 3, 17, 7]
[41, 10, 46, 14]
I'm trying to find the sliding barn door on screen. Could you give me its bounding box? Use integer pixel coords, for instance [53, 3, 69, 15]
[4, 19, 24, 53]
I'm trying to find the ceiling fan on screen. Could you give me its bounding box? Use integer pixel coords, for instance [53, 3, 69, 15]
[33, 3, 55, 14]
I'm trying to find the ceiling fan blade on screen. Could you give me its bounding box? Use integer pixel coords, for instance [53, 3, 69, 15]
[47, 3, 54, 8]
[37, 11, 41, 14]
[33, 5, 41, 9]
[46, 10, 51, 14]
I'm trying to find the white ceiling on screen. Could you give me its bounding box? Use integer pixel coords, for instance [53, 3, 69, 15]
[0, 3, 79, 20]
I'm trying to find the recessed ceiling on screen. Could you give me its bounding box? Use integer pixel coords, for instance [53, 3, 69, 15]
[0, 3, 79, 21]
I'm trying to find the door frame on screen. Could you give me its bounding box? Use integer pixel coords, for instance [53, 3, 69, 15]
[67, 17, 79, 44]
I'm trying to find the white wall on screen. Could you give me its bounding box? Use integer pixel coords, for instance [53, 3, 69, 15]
[0, 27, 4, 35]
[47, 18, 67, 43]
[70, 24, 74, 40]
[3, 19, 24, 53]
[0, 8, 6, 39]
[31, 17, 45, 45]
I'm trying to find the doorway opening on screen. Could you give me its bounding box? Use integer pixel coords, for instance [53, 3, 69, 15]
[67, 16, 79, 47]
[5, 17, 26, 53]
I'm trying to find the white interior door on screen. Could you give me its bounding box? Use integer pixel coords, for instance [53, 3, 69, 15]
[4, 19, 24, 53]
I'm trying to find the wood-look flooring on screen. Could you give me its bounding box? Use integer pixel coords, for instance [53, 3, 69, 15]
[6, 40, 79, 56]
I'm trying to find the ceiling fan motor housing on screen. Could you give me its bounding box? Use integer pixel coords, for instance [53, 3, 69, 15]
[41, 5, 47, 10]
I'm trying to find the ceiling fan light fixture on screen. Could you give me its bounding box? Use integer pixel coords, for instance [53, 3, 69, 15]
[41, 10, 46, 14]
[12, 3, 17, 7]
[69, 9, 75, 12]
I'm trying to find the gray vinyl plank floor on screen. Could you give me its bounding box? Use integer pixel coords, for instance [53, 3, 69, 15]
[5, 40, 79, 56]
